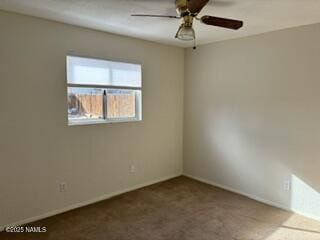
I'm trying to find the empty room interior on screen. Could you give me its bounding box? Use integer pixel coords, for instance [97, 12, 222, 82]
[1, 0, 320, 239]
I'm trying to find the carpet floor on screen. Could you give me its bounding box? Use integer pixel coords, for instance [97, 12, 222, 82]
[1, 176, 320, 240]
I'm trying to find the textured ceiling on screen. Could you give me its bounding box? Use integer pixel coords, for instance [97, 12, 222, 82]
[1, 0, 320, 47]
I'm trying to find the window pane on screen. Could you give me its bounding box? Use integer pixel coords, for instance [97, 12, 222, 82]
[68, 87, 104, 123]
[67, 56, 141, 87]
[107, 89, 140, 119]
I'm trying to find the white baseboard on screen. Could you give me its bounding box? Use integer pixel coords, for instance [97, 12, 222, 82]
[0, 173, 181, 232]
[183, 173, 320, 222]
[290, 208, 320, 222]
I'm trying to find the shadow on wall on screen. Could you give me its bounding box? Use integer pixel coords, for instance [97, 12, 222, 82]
[290, 175, 320, 220]
[262, 175, 320, 239]
[206, 110, 320, 221]
[259, 197, 320, 240]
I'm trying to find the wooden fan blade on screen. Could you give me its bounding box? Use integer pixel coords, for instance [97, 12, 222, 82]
[201, 16, 243, 30]
[187, 0, 209, 14]
[131, 14, 180, 19]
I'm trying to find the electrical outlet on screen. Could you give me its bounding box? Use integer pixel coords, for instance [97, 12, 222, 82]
[130, 165, 135, 173]
[284, 180, 291, 191]
[59, 182, 67, 192]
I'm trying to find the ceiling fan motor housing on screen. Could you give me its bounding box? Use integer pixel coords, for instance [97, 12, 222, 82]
[183, 15, 193, 27]
[175, 0, 188, 16]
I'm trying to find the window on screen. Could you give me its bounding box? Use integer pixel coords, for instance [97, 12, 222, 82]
[67, 56, 142, 125]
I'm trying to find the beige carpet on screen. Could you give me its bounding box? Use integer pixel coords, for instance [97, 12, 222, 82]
[1, 176, 320, 240]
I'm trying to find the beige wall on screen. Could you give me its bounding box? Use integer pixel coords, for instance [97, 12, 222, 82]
[0, 10, 184, 227]
[184, 24, 320, 220]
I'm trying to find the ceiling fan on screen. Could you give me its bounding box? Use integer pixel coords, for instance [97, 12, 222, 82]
[131, 0, 243, 48]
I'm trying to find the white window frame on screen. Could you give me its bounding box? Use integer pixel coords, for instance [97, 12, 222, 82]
[66, 55, 142, 126]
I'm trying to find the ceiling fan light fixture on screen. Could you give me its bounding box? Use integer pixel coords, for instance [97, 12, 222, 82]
[176, 25, 195, 41]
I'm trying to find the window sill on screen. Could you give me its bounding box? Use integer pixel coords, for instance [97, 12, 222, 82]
[68, 118, 142, 126]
